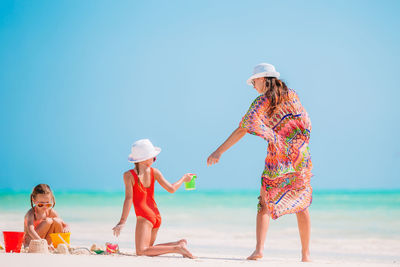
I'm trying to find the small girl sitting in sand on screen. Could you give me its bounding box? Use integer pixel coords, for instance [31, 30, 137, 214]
[113, 139, 195, 258]
[24, 184, 70, 247]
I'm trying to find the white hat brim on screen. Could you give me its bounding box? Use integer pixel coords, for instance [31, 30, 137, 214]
[128, 147, 161, 163]
[246, 71, 280, 85]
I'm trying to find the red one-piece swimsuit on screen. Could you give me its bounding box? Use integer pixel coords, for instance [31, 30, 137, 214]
[130, 168, 162, 228]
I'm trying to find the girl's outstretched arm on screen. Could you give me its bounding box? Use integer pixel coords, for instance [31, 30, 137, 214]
[207, 126, 247, 166]
[153, 169, 193, 194]
[113, 171, 134, 236]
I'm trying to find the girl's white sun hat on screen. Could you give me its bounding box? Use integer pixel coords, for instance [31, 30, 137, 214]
[246, 63, 280, 85]
[128, 139, 161, 163]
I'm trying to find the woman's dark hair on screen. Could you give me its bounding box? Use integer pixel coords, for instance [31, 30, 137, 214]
[30, 184, 55, 208]
[264, 77, 290, 116]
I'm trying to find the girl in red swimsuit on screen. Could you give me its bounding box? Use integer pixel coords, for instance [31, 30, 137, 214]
[113, 139, 195, 258]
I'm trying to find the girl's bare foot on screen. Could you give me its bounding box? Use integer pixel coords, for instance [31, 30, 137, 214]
[178, 239, 187, 246]
[177, 243, 195, 259]
[247, 250, 263, 260]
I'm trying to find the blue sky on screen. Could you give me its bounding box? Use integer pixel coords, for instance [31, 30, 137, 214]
[0, 0, 399, 191]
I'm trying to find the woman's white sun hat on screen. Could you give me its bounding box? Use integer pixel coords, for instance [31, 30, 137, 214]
[246, 63, 280, 85]
[128, 139, 161, 163]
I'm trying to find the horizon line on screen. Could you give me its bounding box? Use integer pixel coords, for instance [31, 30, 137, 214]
[1, 188, 400, 194]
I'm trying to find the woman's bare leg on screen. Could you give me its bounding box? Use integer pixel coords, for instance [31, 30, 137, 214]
[247, 196, 270, 260]
[135, 217, 194, 258]
[296, 208, 311, 262]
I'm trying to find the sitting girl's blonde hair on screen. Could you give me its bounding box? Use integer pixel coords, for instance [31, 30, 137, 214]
[30, 184, 55, 208]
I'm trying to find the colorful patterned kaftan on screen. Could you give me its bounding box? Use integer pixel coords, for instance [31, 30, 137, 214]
[240, 89, 313, 219]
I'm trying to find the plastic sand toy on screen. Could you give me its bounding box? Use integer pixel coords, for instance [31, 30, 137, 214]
[50, 232, 70, 248]
[2, 231, 25, 253]
[106, 242, 119, 254]
[184, 175, 197, 190]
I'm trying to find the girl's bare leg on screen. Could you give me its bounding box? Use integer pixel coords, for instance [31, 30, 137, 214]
[43, 218, 63, 244]
[149, 227, 159, 246]
[26, 218, 63, 246]
[150, 227, 187, 247]
[135, 217, 194, 258]
[24, 219, 52, 247]
[34, 218, 53, 237]
[296, 208, 311, 262]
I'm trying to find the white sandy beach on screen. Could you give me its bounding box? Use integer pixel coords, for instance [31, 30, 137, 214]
[1, 251, 399, 267]
[1, 221, 399, 267]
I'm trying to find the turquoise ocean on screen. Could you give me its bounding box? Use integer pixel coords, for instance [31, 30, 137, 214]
[1, 190, 399, 263]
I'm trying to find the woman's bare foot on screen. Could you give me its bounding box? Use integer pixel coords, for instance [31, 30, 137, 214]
[302, 251, 311, 262]
[177, 243, 195, 259]
[247, 250, 263, 260]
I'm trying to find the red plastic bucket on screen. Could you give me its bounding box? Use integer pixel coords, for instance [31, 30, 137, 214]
[3, 231, 25, 253]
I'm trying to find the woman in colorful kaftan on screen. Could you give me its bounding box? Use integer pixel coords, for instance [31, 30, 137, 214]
[207, 63, 313, 262]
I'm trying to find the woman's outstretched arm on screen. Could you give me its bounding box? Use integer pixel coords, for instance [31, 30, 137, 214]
[207, 126, 247, 166]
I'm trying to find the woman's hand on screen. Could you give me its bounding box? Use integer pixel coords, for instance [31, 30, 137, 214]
[207, 150, 222, 166]
[207, 127, 246, 166]
[112, 223, 125, 237]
